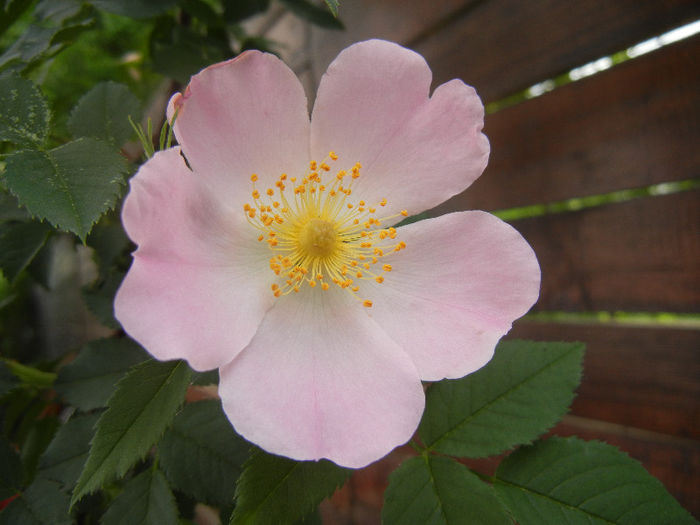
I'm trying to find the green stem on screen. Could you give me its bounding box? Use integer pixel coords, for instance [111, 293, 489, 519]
[3, 359, 56, 388]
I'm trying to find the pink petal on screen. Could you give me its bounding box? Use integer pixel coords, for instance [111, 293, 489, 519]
[115, 148, 273, 371]
[366, 212, 540, 381]
[169, 51, 310, 205]
[218, 287, 425, 468]
[310, 40, 489, 218]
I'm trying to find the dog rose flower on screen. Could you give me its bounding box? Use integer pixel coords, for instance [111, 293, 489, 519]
[114, 40, 540, 468]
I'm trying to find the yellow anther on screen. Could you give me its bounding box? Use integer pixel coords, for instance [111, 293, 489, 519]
[309, 280, 316, 288]
[252, 190, 260, 199]
[266, 188, 274, 196]
[380, 198, 387, 206]
[329, 151, 338, 160]
[383, 264, 392, 272]
[271, 283, 279, 291]
[320, 163, 330, 172]
[321, 282, 329, 290]
[375, 276, 384, 284]
[250, 174, 258, 182]
[244, 203, 251, 211]
[310, 160, 317, 170]
[280, 173, 287, 180]
[258, 234, 264, 241]
[248, 209, 256, 218]
[401, 210, 408, 216]
[352, 286, 359, 292]
[356, 271, 363, 278]
[363, 300, 372, 308]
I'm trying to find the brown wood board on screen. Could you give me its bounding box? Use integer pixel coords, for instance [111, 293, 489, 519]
[413, 0, 700, 102]
[432, 36, 700, 213]
[511, 191, 700, 313]
[508, 322, 700, 439]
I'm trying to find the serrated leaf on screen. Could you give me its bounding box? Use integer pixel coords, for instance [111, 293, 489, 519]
[494, 437, 697, 525]
[382, 455, 511, 525]
[38, 412, 100, 490]
[0, 220, 51, 281]
[0, 72, 50, 147]
[159, 399, 249, 505]
[55, 338, 149, 411]
[0, 361, 20, 396]
[231, 450, 351, 525]
[100, 468, 179, 525]
[3, 138, 128, 240]
[71, 359, 191, 505]
[68, 82, 140, 145]
[420, 340, 584, 458]
[323, 0, 339, 17]
[0, 435, 23, 500]
[0, 478, 71, 525]
[279, 0, 343, 29]
[88, 0, 177, 18]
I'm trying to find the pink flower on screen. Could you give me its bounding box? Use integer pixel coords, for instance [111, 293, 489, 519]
[114, 40, 540, 468]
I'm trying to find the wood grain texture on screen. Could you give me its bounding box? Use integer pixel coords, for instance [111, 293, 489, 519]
[413, 0, 700, 101]
[432, 36, 700, 213]
[513, 191, 700, 312]
[508, 322, 700, 439]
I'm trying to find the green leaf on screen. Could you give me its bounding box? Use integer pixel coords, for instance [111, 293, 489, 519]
[0, 72, 50, 147]
[100, 469, 179, 525]
[71, 359, 191, 506]
[0, 220, 51, 281]
[0, 435, 23, 500]
[3, 137, 128, 240]
[159, 399, 249, 505]
[0, 25, 59, 71]
[0, 478, 71, 525]
[323, 0, 339, 17]
[0, 360, 20, 395]
[231, 450, 351, 525]
[382, 455, 511, 525]
[420, 340, 584, 458]
[88, 0, 177, 18]
[68, 82, 140, 145]
[279, 0, 343, 29]
[494, 437, 697, 525]
[20, 415, 60, 482]
[38, 412, 100, 490]
[34, 0, 84, 24]
[55, 338, 149, 411]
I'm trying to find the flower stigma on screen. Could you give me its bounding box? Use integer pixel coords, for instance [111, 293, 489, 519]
[243, 152, 409, 307]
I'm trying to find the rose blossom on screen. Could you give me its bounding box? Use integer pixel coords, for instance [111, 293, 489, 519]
[114, 40, 540, 468]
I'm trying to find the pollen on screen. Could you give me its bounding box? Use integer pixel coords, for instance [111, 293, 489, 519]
[243, 151, 408, 306]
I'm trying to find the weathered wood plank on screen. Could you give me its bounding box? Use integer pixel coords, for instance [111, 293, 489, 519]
[310, 0, 476, 81]
[508, 322, 700, 439]
[512, 191, 700, 312]
[414, 0, 700, 101]
[432, 36, 700, 213]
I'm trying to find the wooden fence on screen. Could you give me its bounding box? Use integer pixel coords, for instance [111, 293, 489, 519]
[259, 1, 700, 521]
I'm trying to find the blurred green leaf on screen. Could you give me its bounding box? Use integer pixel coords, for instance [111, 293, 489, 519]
[150, 18, 228, 83]
[68, 81, 141, 145]
[222, 0, 270, 24]
[20, 415, 60, 485]
[38, 412, 100, 490]
[71, 359, 191, 506]
[323, 0, 339, 17]
[231, 450, 351, 525]
[3, 138, 128, 241]
[279, 0, 343, 29]
[494, 437, 697, 525]
[0, 72, 50, 147]
[0, 0, 35, 39]
[81, 272, 123, 329]
[34, 0, 84, 24]
[0, 478, 71, 525]
[383, 455, 511, 525]
[0, 220, 51, 281]
[54, 338, 148, 411]
[180, 0, 224, 26]
[88, 0, 177, 18]
[100, 469, 179, 525]
[0, 191, 30, 222]
[160, 399, 249, 506]
[419, 340, 584, 458]
[0, 435, 23, 500]
[0, 361, 20, 395]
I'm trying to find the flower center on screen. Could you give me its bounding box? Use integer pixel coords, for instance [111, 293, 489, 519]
[243, 152, 408, 307]
[299, 218, 337, 258]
